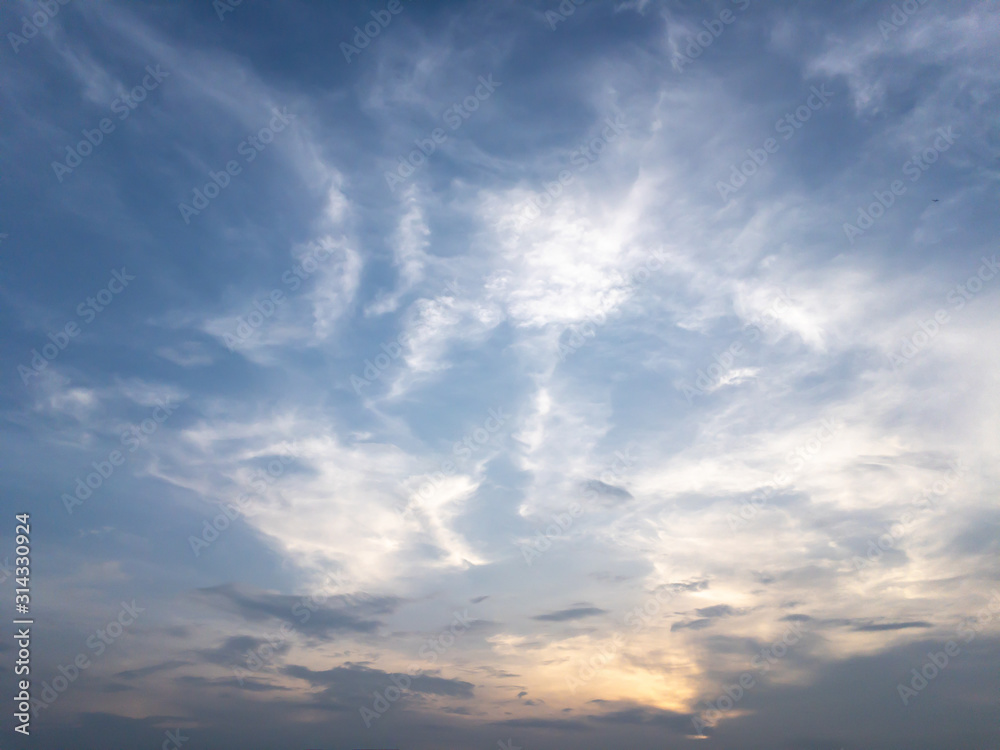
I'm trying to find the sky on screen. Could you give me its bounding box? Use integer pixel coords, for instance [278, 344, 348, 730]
[1, 0, 999, 748]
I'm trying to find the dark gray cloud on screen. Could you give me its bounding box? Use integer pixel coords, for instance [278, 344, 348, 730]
[492, 717, 589, 730]
[583, 479, 633, 501]
[177, 674, 291, 692]
[115, 659, 191, 680]
[697, 637, 1000, 749]
[195, 583, 398, 636]
[587, 705, 696, 734]
[478, 666, 520, 678]
[814, 618, 936, 633]
[533, 607, 608, 622]
[197, 635, 291, 666]
[99, 683, 133, 694]
[671, 618, 713, 632]
[695, 604, 739, 618]
[852, 621, 934, 632]
[656, 580, 710, 595]
[284, 662, 474, 708]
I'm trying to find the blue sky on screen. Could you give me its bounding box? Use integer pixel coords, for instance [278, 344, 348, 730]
[2, 0, 999, 748]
